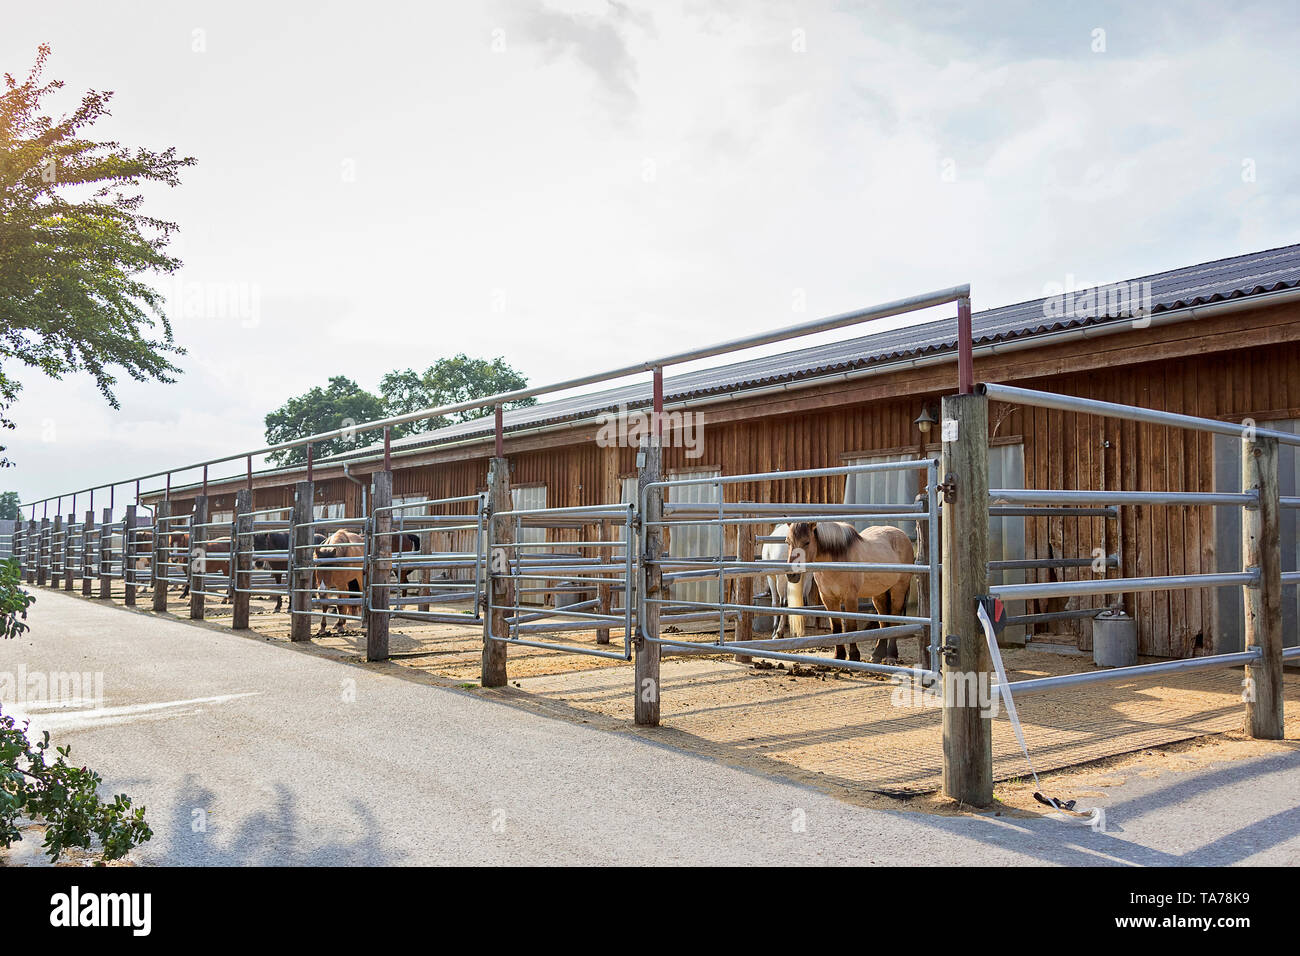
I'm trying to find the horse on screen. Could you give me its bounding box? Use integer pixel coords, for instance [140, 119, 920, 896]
[783, 521, 919, 666]
[763, 522, 818, 638]
[313, 529, 366, 634]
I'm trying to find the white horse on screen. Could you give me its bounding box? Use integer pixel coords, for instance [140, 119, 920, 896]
[763, 523, 817, 638]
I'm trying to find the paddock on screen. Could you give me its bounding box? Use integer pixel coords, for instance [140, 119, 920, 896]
[14, 262, 1300, 805]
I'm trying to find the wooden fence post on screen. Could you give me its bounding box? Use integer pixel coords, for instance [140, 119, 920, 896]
[735, 507, 755, 664]
[153, 500, 171, 611]
[50, 514, 62, 588]
[189, 496, 208, 620]
[24, 520, 36, 584]
[1243, 434, 1284, 739]
[37, 517, 49, 587]
[98, 506, 113, 599]
[481, 457, 512, 687]
[940, 391, 992, 807]
[63, 515, 76, 592]
[123, 505, 137, 606]
[232, 490, 253, 629]
[635, 439, 662, 726]
[290, 481, 315, 641]
[368, 471, 392, 661]
[81, 511, 94, 596]
[595, 518, 612, 645]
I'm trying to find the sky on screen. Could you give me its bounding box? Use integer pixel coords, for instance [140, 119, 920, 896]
[3, 0, 1298, 509]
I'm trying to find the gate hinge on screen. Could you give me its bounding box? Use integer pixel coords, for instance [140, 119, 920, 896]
[937, 473, 957, 503]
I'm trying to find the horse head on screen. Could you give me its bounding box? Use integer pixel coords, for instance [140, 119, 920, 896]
[783, 521, 817, 583]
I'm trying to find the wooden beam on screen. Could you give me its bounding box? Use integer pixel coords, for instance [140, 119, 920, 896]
[735, 506, 755, 663]
[367, 471, 392, 661]
[123, 505, 137, 606]
[232, 490, 252, 629]
[941, 391, 993, 807]
[152, 500, 170, 611]
[636, 440, 663, 726]
[481, 456, 512, 687]
[189, 496, 207, 619]
[290, 481, 314, 641]
[1243, 434, 1284, 739]
[82, 511, 94, 596]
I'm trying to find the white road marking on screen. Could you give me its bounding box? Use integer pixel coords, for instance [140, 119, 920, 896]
[8, 693, 260, 736]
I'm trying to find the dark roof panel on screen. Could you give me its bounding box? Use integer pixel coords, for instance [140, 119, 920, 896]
[337, 242, 1300, 461]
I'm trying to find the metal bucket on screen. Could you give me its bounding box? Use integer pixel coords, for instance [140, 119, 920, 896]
[1092, 610, 1137, 667]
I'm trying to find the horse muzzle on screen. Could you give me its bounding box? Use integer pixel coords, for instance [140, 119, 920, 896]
[786, 572, 803, 585]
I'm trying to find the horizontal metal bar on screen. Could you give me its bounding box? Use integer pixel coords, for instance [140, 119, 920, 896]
[1283, 645, 1300, 660]
[1006, 605, 1120, 626]
[991, 488, 1256, 507]
[991, 572, 1256, 601]
[486, 632, 630, 660]
[650, 512, 930, 528]
[643, 596, 925, 625]
[988, 505, 1118, 518]
[653, 636, 936, 678]
[981, 383, 1300, 447]
[1004, 649, 1262, 695]
[24, 286, 967, 509]
[662, 501, 924, 516]
[729, 623, 923, 652]
[990, 555, 1117, 572]
[657, 558, 928, 575]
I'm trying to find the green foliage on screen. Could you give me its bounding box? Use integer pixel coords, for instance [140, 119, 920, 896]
[264, 375, 386, 466]
[0, 704, 152, 863]
[1, 557, 33, 639]
[0, 45, 195, 465]
[0, 490, 18, 520]
[379, 354, 536, 436]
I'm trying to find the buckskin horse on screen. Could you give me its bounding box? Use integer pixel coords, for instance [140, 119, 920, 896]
[782, 521, 919, 666]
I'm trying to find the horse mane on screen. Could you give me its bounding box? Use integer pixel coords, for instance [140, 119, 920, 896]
[812, 521, 861, 558]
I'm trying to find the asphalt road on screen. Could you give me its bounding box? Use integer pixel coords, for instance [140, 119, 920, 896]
[3, 589, 1298, 865]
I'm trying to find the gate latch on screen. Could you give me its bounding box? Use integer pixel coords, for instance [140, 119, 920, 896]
[941, 634, 960, 666]
[937, 473, 957, 503]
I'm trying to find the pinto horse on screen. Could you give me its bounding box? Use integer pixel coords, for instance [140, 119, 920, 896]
[783, 521, 918, 666]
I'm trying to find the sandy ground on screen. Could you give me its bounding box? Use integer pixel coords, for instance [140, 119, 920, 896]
[4, 588, 1298, 865]
[24, 579, 1300, 804]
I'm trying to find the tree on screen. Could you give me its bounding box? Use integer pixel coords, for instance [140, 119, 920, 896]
[379, 355, 536, 436]
[264, 376, 386, 466]
[0, 491, 17, 520]
[0, 45, 195, 465]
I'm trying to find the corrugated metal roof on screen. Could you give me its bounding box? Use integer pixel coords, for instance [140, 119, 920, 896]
[333, 242, 1300, 462]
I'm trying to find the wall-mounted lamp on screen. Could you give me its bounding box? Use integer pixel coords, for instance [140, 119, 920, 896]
[913, 405, 939, 435]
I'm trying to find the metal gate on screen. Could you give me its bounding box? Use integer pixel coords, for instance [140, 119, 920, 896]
[369, 493, 487, 625]
[189, 513, 234, 604]
[292, 515, 368, 631]
[485, 502, 636, 660]
[155, 512, 191, 594]
[639, 460, 942, 679]
[234, 507, 295, 612]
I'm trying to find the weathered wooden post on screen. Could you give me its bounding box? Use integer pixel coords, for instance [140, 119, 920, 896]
[123, 505, 137, 605]
[368, 470, 392, 661]
[735, 507, 756, 664]
[1243, 434, 1284, 739]
[98, 506, 113, 599]
[189, 496, 208, 620]
[37, 517, 49, 587]
[152, 500, 171, 611]
[232, 490, 253, 630]
[81, 510, 94, 596]
[635, 438, 663, 726]
[290, 481, 315, 641]
[24, 520, 36, 584]
[940, 390, 992, 807]
[63, 515, 76, 592]
[50, 515, 63, 588]
[595, 518, 612, 645]
[481, 457, 513, 687]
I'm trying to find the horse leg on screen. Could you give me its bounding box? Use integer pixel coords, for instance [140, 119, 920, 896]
[845, 598, 861, 662]
[272, 572, 283, 613]
[770, 576, 786, 639]
[870, 593, 890, 663]
[831, 610, 845, 660]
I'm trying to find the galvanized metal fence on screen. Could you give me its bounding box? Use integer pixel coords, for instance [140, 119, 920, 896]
[639, 460, 942, 681]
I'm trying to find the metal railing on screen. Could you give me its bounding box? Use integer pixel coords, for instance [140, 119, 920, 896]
[486, 503, 637, 661]
[369, 494, 487, 625]
[978, 382, 1289, 696]
[292, 517, 369, 630]
[639, 459, 942, 680]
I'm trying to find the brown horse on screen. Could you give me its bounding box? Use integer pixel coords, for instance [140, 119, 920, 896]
[783, 521, 918, 666]
[313, 529, 366, 633]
